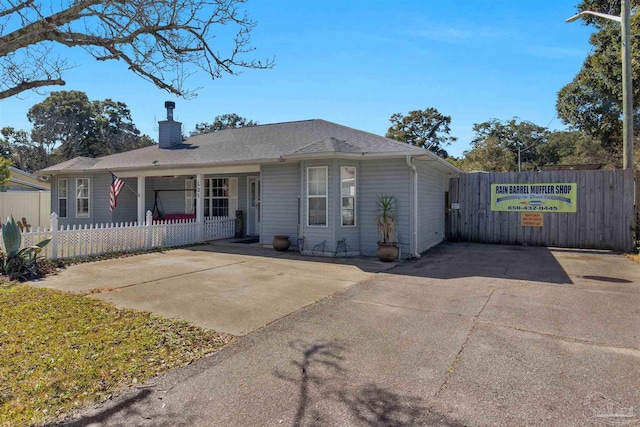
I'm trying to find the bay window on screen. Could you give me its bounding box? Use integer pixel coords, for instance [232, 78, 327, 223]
[341, 166, 356, 226]
[307, 166, 328, 226]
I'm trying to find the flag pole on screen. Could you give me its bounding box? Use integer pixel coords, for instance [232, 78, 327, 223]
[109, 171, 139, 197]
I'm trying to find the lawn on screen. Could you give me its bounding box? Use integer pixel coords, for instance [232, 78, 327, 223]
[0, 283, 233, 426]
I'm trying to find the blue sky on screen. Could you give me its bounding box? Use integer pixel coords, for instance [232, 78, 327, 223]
[0, 0, 595, 157]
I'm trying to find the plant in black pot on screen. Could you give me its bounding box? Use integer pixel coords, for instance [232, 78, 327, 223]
[376, 195, 398, 262]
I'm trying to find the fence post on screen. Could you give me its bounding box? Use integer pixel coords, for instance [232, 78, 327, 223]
[50, 212, 58, 259]
[146, 210, 153, 248]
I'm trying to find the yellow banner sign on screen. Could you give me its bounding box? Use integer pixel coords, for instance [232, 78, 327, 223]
[490, 183, 577, 212]
[521, 212, 544, 227]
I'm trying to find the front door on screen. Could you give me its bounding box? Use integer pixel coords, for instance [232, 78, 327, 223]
[247, 177, 261, 236]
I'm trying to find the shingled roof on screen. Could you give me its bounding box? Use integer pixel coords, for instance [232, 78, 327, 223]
[40, 119, 449, 174]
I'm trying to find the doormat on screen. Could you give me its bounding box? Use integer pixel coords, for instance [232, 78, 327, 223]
[233, 238, 259, 244]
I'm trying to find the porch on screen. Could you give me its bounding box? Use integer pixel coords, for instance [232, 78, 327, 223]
[114, 165, 262, 239]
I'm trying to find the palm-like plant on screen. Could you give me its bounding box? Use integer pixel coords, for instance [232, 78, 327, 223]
[1, 216, 51, 281]
[376, 195, 397, 244]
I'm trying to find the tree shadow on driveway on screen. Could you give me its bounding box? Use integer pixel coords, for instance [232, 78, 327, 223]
[274, 340, 463, 427]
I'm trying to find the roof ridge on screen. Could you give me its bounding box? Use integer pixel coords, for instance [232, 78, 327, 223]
[192, 118, 320, 137]
[313, 119, 424, 151]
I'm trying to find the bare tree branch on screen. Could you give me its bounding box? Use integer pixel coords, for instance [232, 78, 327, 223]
[0, 78, 64, 99]
[0, 0, 274, 99]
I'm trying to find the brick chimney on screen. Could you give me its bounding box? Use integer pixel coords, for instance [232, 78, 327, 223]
[158, 101, 182, 148]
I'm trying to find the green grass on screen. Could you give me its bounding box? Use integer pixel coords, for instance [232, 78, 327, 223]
[0, 283, 233, 426]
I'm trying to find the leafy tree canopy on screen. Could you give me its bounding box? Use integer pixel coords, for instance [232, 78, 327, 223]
[191, 113, 258, 135]
[456, 118, 614, 172]
[0, 91, 153, 172]
[556, 0, 640, 162]
[385, 108, 457, 157]
[0, 0, 273, 99]
[27, 91, 154, 161]
[0, 156, 11, 187]
[468, 118, 550, 171]
[0, 127, 50, 172]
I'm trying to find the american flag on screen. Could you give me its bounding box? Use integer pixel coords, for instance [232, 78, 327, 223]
[109, 173, 125, 211]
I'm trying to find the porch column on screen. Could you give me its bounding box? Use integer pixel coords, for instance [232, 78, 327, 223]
[196, 173, 204, 241]
[137, 176, 146, 224]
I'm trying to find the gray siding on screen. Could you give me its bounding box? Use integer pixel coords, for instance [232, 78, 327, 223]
[415, 160, 452, 253]
[113, 178, 138, 223]
[261, 162, 300, 245]
[50, 173, 113, 227]
[359, 158, 411, 257]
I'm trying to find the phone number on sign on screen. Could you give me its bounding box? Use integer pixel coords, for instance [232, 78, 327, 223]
[507, 206, 558, 211]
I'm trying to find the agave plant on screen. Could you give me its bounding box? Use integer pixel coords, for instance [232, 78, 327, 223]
[376, 195, 397, 244]
[1, 216, 51, 281]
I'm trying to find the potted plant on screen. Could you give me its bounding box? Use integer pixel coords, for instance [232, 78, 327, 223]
[376, 195, 398, 261]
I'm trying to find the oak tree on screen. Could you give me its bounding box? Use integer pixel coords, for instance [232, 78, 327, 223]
[386, 108, 456, 157]
[28, 90, 153, 160]
[470, 118, 549, 171]
[191, 113, 258, 135]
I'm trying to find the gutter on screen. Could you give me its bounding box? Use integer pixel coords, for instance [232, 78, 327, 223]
[36, 151, 431, 176]
[412, 152, 462, 174]
[8, 177, 50, 191]
[406, 155, 421, 259]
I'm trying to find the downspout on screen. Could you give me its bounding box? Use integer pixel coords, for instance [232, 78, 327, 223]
[298, 161, 304, 247]
[406, 155, 421, 259]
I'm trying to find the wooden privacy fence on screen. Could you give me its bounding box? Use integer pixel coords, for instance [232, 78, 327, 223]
[0, 211, 236, 260]
[447, 169, 636, 251]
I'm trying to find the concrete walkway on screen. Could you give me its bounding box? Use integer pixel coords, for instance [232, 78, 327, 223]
[35, 243, 390, 336]
[55, 243, 640, 426]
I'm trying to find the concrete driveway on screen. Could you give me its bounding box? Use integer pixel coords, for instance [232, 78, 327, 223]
[35, 242, 388, 336]
[53, 242, 640, 427]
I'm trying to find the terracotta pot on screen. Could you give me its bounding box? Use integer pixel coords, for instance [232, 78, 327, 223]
[376, 242, 398, 262]
[273, 235, 291, 251]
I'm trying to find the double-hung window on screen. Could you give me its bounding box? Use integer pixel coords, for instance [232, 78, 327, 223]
[307, 166, 328, 226]
[58, 178, 68, 218]
[76, 178, 90, 218]
[341, 167, 356, 226]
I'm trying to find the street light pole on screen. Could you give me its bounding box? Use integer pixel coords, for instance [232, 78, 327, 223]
[566, 2, 634, 170]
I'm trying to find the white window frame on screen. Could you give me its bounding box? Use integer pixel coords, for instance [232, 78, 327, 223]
[58, 178, 68, 218]
[75, 178, 90, 218]
[340, 166, 356, 227]
[203, 177, 238, 217]
[307, 166, 328, 227]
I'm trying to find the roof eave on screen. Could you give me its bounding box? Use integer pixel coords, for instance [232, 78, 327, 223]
[411, 152, 462, 173]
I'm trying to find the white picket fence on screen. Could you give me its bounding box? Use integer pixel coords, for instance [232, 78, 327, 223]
[1, 210, 236, 260]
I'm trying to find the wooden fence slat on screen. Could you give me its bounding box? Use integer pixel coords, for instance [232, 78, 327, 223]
[448, 170, 634, 251]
